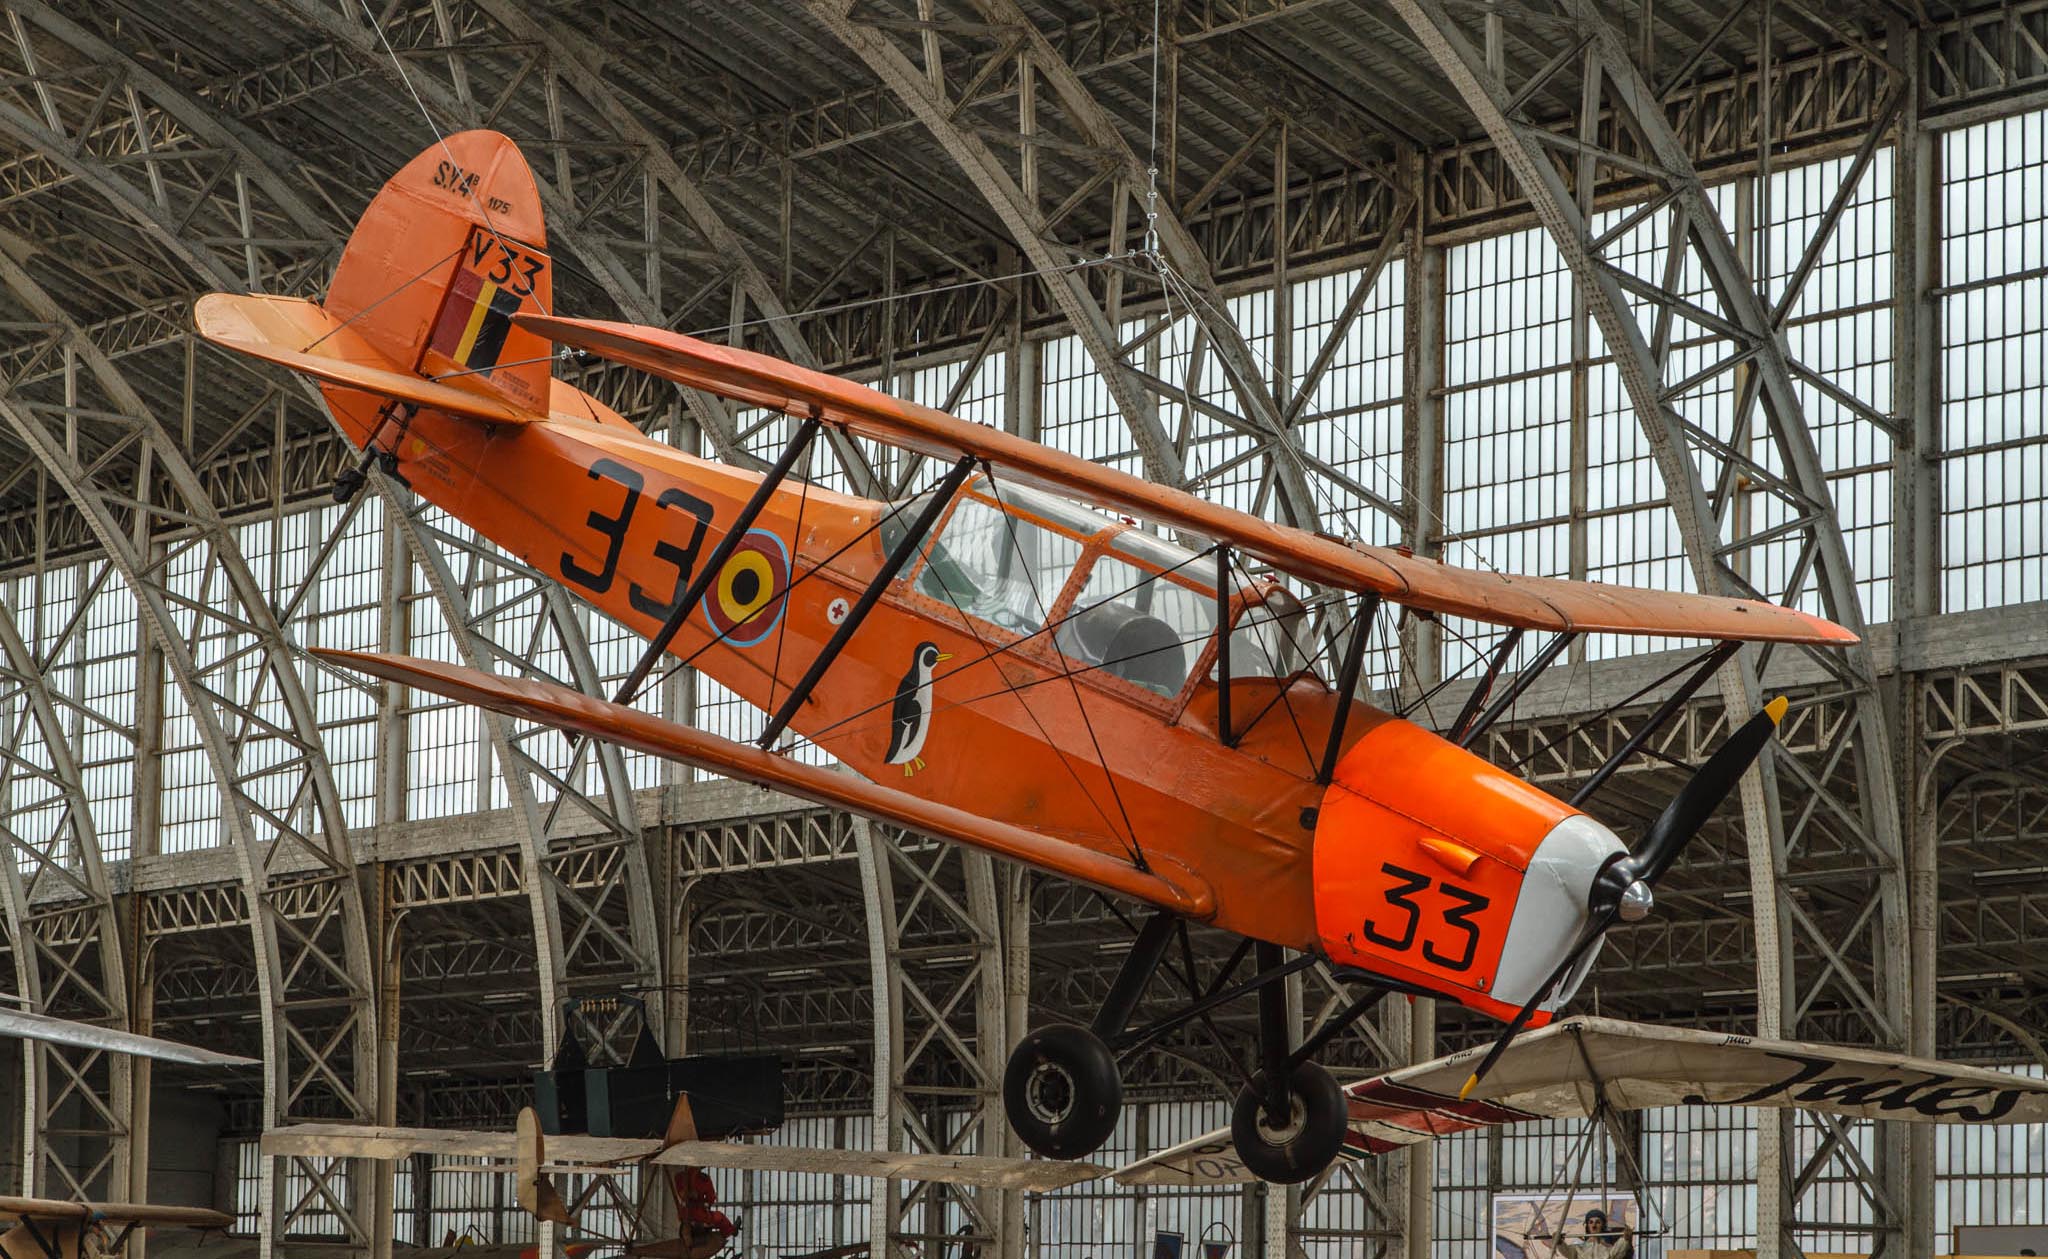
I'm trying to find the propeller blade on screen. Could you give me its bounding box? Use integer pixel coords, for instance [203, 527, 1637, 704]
[1459, 696, 1789, 1100]
[1458, 913, 1609, 1099]
[1630, 695, 1787, 888]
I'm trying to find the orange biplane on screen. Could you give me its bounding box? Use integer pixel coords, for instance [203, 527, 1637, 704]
[201, 132, 1865, 1184]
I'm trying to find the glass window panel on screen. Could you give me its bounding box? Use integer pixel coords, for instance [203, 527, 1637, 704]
[1941, 113, 2048, 611]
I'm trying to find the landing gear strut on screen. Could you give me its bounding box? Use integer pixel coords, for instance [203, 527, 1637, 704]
[1003, 1022, 1120, 1159]
[1229, 942, 1347, 1183]
[1003, 918, 1367, 1181]
[1002, 911, 1175, 1159]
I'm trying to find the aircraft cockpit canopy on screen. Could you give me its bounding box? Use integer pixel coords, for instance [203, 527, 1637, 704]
[888, 476, 1322, 700]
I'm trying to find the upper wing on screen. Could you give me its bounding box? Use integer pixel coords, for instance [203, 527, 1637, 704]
[1117, 1015, 2048, 1185]
[0, 1006, 257, 1067]
[649, 1142, 1101, 1191]
[0, 1197, 232, 1229]
[263, 1125, 1100, 1191]
[516, 313, 1857, 647]
[315, 648, 1214, 919]
[262, 1123, 662, 1166]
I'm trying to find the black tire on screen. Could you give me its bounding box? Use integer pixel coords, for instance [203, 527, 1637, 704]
[1003, 1023, 1122, 1159]
[1230, 1060, 1348, 1184]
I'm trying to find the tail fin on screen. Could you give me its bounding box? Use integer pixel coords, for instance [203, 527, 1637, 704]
[198, 132, 652, 447]
[328, 130, 555, 416]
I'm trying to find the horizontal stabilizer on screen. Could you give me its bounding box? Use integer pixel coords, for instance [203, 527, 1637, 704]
[314, 648, 1213, 919]
[518, 313, 1858, 647]
[196, 293, 539, 427]
[1117, 1014, 2048, 1185]
[0, 1005, 257, 1067]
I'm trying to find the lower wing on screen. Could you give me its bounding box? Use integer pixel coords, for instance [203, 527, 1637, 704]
[1117, 1014, 2048, 1184]
[315, 649, 1213, 919]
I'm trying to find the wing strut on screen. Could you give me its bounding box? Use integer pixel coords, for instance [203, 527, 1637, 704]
[757, 454, 976, 750]
[1454, 630, 1577, 750]
[615, 416, 823, 706]
[1567, 639, 1737, 808]
[1447, 628, 1526, 745]
[1215, 543, 1236, 747]
[1316, 592, 1382, 784]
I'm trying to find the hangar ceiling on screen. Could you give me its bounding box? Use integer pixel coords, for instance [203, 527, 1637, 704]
[1, 0, 2046, 1255]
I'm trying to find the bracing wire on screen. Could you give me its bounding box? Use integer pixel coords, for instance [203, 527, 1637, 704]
[354, 0, 537, 306]
[1145, 0, 1164, 257]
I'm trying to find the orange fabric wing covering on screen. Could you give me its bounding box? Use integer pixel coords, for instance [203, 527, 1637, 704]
[196, 293, 541, 427]
[518, 313, 1859, 647]
[317, 649, 1215, 918]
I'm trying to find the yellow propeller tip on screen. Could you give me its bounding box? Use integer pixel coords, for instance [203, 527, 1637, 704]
[1459, 1072, 1479, 1100]
[1765, 695, 1789, 726]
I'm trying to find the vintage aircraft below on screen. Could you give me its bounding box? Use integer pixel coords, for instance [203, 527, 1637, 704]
[198, 130, 1970, 1185]
[262, 1017, 2048, 1245]
[267, 1097, 1100, 1259]
[0, 1196, 231, 1259]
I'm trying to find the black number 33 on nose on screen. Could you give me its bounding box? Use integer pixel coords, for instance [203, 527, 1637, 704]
[1360, 861, 1490, 972]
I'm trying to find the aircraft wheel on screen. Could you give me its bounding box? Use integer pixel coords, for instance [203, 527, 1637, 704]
[1230, 1061, 1347, 1184]
[1003, 1023, 1121, 1159]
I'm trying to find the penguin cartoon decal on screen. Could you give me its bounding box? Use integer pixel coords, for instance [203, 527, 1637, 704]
[885, 641, 951, 776]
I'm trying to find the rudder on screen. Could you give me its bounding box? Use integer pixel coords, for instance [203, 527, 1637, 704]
[325, 131, 555, 432]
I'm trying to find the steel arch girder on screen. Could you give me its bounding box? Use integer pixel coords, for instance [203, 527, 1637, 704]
[383, 491, 662, 1002]
[0, 394, 361, 1142]
[0, 246, 377, 1093]
[0, 15, 667, 1240]
[1, 0, 663, 1148]
[854, 820, 1016, 1259]
[198, 0, 665, 1048]
[0, 596, 131, 1202]
[0, 61, 380, 1230]
[806, 0, 1188, 491]
[469, 0, 883, 494]
[1387, 2, 1909, 1254]
[960, 0, 1336, 531]
[381, 490, 568, 1053]
[1386, 0, 1912, 1020]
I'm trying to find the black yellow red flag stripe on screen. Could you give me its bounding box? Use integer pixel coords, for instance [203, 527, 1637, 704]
[428, 265, 522, 372]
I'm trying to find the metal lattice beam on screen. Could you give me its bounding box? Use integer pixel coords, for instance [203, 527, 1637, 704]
[0, 251, 378, 1253]
[0, 593, 130, 1203]
[1386, 4, 1910, 1255]
[854, 822, 1022, 1259]
[807, 0, 1188, 490]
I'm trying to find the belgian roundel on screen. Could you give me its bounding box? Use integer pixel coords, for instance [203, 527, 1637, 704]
[704, 530, 790, 647]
